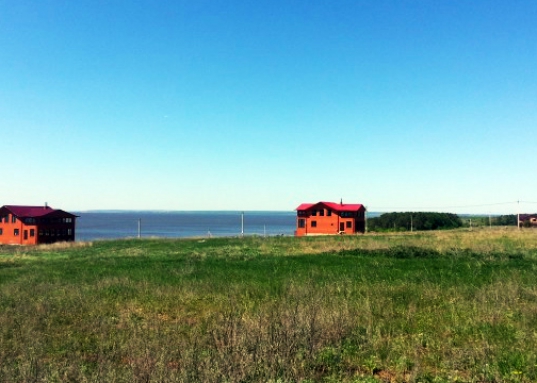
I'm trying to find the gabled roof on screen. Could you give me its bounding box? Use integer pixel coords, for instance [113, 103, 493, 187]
[295, 201, 365, 212]
[296, 203, 315, 211]
[0, 205, 78, 218]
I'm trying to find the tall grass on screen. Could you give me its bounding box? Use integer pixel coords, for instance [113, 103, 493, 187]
[1, 228, 537, 382]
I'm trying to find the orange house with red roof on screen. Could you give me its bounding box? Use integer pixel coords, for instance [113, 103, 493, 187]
[0, 205, 78, 245]
[295, 201, 366, 236]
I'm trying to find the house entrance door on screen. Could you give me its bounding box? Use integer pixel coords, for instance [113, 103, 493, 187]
[23, 230, 28, 240]
[339, 223, 345, 232]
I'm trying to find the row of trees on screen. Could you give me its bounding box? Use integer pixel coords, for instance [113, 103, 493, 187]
[465, 214, 517, 227]
[367, 212, 463, 232]
[466, 214, 533, 227]
[491, 215, 517, 226]
[367, 213, 537, 232]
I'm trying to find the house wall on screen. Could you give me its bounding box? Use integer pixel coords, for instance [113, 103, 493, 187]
[0, 214, 38, 245]
[296, 215, 338, 236]
[37, 222, 76, 244]
[0, 213, 75, 245]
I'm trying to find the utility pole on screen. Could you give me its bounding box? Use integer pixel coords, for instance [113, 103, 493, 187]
[517, 200, 520, 230]
[364, 207, 368, 234]
[410, 215, 413, 232]
[241, 211, 244, 238]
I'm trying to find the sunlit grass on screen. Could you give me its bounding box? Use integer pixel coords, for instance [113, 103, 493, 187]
[1, 228, 537, 382]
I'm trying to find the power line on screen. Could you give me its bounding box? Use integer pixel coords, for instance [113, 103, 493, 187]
[372, 200, 537, 212]
[374, 201, 518, 211]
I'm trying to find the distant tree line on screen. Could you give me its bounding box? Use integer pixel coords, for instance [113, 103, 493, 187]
[492, 215, 517, 226]
[368, 212, 463, 232]
[460, 215, 518, 227]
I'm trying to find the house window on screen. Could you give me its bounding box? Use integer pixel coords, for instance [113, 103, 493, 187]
[14, 229, 19, 236]
[311, 221, 317, 228]
[327, 210, 332, 216]
[30, 229, 35, 237]
[319, 209, 325, 216]
[346, 221, 352, 229]
[311, 210, 317, 216]
[67, 229, 72, 236]
[298, 219, 305, 228]
[0, 228, 3, 235]
[12, 216, 17, 223]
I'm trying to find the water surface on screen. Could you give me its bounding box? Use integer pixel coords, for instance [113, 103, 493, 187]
[75, 211, 296, 241]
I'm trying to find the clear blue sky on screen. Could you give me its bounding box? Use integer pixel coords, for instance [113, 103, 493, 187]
[1, 1, 536, 214]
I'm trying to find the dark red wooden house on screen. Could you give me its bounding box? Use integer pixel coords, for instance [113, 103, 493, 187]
[295, 201, 366, 236]
[0, 205, 78, 245]
[520, 214, 537, 227]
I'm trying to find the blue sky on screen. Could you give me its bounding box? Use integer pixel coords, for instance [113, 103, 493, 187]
[1, 1, 536, 214]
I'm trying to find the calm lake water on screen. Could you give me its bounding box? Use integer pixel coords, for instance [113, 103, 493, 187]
[74, 211, 297, 241]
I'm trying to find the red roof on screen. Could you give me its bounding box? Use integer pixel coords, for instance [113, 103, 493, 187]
[295, 201, 364, 212]
[1, 205, 78, 218]
[296, 203, 315, 211]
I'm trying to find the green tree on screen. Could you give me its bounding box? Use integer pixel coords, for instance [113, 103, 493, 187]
[368, 212, 462, 232]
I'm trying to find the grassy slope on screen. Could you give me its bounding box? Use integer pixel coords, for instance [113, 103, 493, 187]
[1, 228, 537, 382]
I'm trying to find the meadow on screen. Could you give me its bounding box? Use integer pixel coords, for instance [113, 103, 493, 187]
[1, 228, 537, 382]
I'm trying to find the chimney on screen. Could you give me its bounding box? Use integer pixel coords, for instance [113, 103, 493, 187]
[44, 202, 48, 209]
[340, 198, 343, 205]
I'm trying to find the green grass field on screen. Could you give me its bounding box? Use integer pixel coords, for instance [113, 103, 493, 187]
[1, 228, 537, 382]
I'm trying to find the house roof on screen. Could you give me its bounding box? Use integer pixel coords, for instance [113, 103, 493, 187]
[296, 201, 365, 212]
[0, 205, 78, 218]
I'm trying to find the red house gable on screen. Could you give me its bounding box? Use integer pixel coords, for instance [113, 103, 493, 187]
[296, 202, 364, 212]
[295, 201, 366, 236]
[0, 205, 78, 245]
